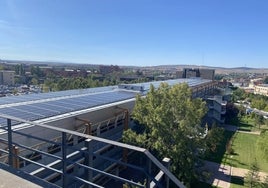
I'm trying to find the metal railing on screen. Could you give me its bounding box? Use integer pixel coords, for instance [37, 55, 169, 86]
[0, 113, 185, 188]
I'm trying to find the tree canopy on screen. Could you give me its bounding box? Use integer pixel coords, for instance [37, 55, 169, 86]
[257, 131, 268, 161]
[123, 83, 209, 185]
[264, 76, 268, 84]
[244, 159, 260, 188]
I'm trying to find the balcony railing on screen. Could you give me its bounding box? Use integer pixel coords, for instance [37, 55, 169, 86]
[0, 113, 184, 188]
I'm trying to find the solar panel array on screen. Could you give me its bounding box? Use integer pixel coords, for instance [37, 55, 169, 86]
[119, 78, 212, 92]
[0, 86, 116, 106]
[0, 78, 213, 127]
[0, 90, 136, 126]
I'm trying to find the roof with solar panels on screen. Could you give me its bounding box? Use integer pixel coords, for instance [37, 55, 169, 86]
[0, 78, 212, 126]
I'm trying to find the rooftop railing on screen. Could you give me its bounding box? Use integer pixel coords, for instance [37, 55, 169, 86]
[0, 113, 184, 188]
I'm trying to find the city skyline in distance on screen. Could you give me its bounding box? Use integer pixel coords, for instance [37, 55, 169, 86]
[1, 0, 268, 68]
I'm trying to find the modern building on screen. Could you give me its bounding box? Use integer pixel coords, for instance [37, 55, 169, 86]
[0, 78, 223, 187]
[179, 68, 215, 80]
[206, 96, 227, 124]
[254, 84, 268, 96]
[0, 71, 15, 85]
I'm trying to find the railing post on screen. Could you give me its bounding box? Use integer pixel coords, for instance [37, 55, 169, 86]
[13, 146, 20, 169]
[85, 139, 93, 188]
[146, 158, 152, 188]
[7, 118, 13, 167]
[62, 132, 67, 187]
[122, 110, 129, 166]
[163, 158, 171, 188]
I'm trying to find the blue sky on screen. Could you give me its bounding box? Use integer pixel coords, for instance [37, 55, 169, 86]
[0, 0, 268, 68]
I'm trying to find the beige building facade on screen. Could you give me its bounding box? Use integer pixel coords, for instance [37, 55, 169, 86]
[254, 84, 268, 96]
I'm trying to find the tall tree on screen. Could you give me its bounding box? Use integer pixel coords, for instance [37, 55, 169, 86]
[204, 125, 224, 154]
[257, 131, 268, 161]
[124, 83, 208, 185]
[254, 114, 264, 129]
[244, 159, 260, 188]
[264, 76, 268, 84]
[232, 88, 247, 102]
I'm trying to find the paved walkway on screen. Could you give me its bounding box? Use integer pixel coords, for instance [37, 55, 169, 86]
[0, 169, 42, 188]
[200, 161, 268, 188]
[202, 161, 268, 188]
[201, 124, 264, 187]
[237, 130, 261, 135]
[201, 161, 231, 188]
[232, 166, 268, 182]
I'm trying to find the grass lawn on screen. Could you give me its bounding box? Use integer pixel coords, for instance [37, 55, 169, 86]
[229, 116, 268, 132]
[222, 132, 268, 173]
[238, 116, 256, 131]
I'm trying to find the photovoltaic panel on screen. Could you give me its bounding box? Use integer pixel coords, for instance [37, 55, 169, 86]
[0, 107, 44, 122]
[16, 105, 57, 117]
[0, 78, 213, 127]
[0, 86, 116, 106]
[118, 78, 212, 92]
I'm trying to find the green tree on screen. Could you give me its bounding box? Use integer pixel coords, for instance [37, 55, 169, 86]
[257, 131, 268, 161]
[232, 88, 247, 102]
[244, 159, 260, 188]
[31, 78, 39, 85]
[251, 98, 267, 110]
[14, 64, 20, 74]
[264, 76, 268, 84]
[123, 83, 208, 185]
[15, 64, 25, 75]
[254, 114, 264, 129]
[204, 125, 224, 154]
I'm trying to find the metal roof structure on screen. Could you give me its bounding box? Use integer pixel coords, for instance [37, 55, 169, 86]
[0, 78, 212, 126]
[119, 78, 212, 92]
[0, 113, 186, 188]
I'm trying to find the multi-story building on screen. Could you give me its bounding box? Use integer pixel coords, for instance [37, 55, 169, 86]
[254, 84, 268, 96]
[0, 71, 15, 85]
[206, 96, 227, 124]
[180, 68, 215, 80]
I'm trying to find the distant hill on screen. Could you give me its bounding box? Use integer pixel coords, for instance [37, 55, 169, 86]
[141, 64, 268, 74]
[1, 59, 268, 74]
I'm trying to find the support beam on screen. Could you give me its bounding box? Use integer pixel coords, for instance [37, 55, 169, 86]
[115, 107, 130, 164]
[75, 117, 92, 135]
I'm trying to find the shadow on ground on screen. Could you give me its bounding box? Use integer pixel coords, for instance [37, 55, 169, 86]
[231, 175, 244, 186]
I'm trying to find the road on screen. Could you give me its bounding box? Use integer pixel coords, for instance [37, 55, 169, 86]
[235, 102, 268, 117]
